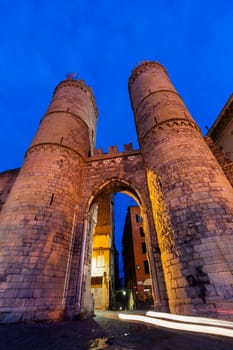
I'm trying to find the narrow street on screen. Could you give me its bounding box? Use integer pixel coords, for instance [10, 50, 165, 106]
[0, 311, 232, 349]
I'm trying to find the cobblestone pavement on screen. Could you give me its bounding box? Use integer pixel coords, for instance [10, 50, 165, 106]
[0, 311, 232, 349]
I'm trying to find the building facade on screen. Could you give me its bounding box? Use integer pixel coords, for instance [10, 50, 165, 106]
[0, 61, 233, 323]
[207, 94, 233, 162]
[122, 206, 153, 310]
[91, 194, 116, 311]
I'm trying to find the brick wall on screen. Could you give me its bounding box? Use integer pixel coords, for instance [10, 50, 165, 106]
[205, 136, 233, 187]
[0, 79, 96, 322]
[0, 169, 19, 213]
[129, 61, 233, 319]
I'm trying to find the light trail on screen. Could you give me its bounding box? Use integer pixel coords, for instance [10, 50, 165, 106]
[118, 313, 233, 338]
[146, 311, 233, 329]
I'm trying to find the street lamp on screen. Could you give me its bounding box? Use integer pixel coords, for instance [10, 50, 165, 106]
[122, 290, 127, 310]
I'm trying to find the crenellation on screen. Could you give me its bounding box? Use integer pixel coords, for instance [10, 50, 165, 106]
[93, 148, 103, 155]
[108, 145, 118, 153]
[123, 142, 133, 152]
[91, 144, 140, 160]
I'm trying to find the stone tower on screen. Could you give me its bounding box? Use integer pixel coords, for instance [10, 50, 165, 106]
[128, 61, 233, 316]
[0, 61, 233, 323]
[0, 78, 97, 322]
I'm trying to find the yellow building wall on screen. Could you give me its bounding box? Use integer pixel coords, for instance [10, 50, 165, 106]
[91, 194, 113, 310]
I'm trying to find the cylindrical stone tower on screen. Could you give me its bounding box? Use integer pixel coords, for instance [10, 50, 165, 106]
[129, 61, 233, 319]
[0, 78, 97, 322]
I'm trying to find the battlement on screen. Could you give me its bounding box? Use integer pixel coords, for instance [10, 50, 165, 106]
[92, 142, 140, 159]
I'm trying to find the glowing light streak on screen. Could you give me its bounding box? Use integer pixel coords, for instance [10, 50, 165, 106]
[118, 313, 233, 338]
[146, 311, 233, 329]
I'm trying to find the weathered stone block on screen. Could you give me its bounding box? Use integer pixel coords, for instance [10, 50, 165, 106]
[17, 289, 33, 298]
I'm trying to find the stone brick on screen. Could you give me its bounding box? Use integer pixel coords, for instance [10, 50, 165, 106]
[17, 289, 33, 298]
[176, 288, 188, 299]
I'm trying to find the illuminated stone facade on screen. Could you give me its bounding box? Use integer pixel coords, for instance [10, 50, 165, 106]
[0, 61, 232, 323]
[207, 94, 233, 161]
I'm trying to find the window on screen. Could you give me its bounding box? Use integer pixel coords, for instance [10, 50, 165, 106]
[96, 255, 104, 267]
[136, 214, 142, 222]
[144, 260, 150, 274]
[139, 227, 145, 237]
[141, 242, 146, 254]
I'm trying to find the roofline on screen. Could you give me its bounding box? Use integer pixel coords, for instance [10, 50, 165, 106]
[207, 93, 233, 141]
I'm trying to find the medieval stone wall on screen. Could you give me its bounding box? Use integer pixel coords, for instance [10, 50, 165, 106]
[205, 136, 233, 187]
[0, 79, 97, 322]
[1, 132, 231, 320]
[0, 169, 19, 212]
[0, 61, 232, 323]
[129, 61, 233, 319]
[63, 144, 168, 317]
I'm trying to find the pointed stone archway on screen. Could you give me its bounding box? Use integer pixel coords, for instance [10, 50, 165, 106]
[73, 176, 169, 318]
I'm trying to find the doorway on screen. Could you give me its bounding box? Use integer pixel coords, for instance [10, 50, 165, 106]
[90, 190, 153, 312]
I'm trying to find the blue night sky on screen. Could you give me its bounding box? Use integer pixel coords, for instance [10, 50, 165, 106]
[0, 1, 233, 271]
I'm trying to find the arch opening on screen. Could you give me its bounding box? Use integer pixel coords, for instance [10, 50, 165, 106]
[81, 178, 156, 314]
